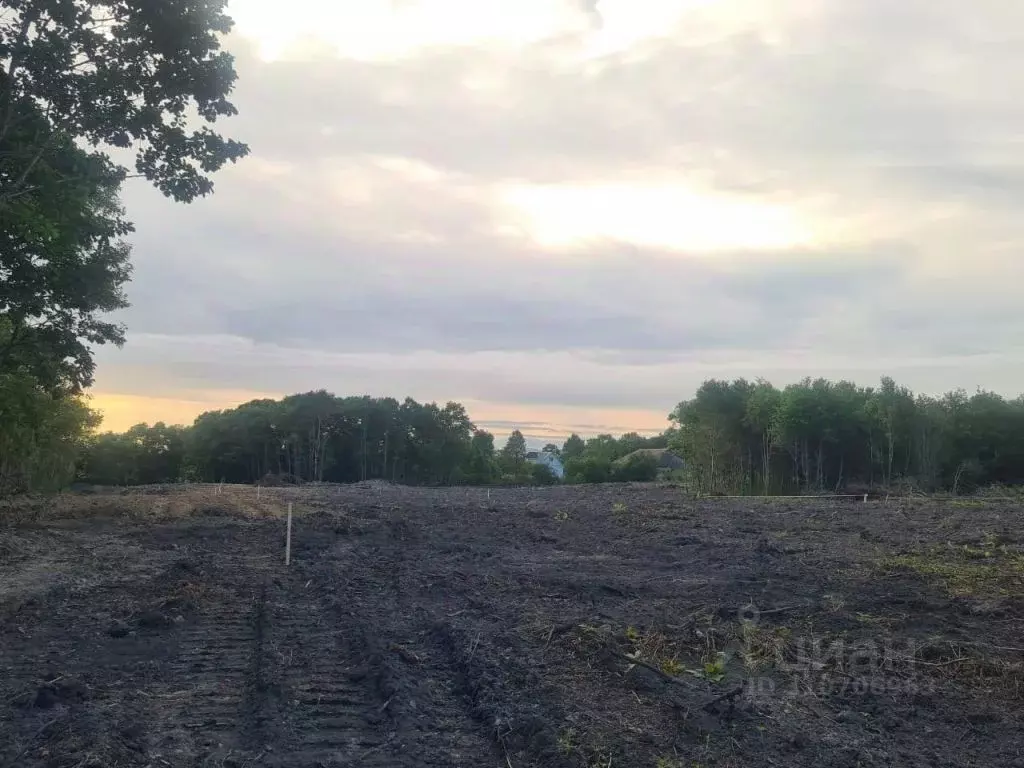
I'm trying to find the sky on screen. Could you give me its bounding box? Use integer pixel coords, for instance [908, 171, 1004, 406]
[90, 0, 1024, 443]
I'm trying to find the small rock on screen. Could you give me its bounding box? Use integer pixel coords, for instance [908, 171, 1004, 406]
[107, 620, 130, 638]
[790, 731, 809, 750]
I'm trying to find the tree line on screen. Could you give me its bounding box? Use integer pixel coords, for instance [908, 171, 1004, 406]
[669, 377, 1024, 495]
[9, 376, 1024, 495]
[75, 391, 668, 488]
[0, 1, 247, 496]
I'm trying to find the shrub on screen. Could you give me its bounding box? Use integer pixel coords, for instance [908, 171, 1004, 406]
[564, 456, 612, 484]
[611, 453, 659, 482]
[530, 463, 559, 486]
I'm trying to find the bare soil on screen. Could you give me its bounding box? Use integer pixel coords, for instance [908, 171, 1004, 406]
[3, 484, 1024, 767]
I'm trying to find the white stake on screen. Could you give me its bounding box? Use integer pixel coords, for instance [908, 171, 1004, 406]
[863, 493, 868, 503]
[257, 484, 261, 500]
[285, 502, 293, 566]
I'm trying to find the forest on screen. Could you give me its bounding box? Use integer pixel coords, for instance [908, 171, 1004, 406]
[72, 391, 668, 489]
[54, 376, 1024, 495]
[670, 377, 1024, 495]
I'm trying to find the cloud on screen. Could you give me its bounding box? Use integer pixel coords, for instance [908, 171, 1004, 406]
[91, 0, 1024, 433]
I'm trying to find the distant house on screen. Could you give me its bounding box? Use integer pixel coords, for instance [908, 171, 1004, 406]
[614, 448, 685, 475]
[525, 449, 565, 479]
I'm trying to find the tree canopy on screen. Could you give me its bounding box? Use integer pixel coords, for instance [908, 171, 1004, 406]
[500, 430, 527, 475]
[0, 0, 247, 493]
[0, 112, 132, 392]
[17, 378, 1024, 496]
[670, 377, 1024, 494]
[0, 367, 98, 494]
[77, 394, 670, 489]
[560, 431, 666, 484]
[0, 0, 248, 203]
[0, 0, 248, 392]
[83, 393, 479, 487]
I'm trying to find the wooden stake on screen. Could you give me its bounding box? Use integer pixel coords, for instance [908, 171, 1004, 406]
[285, 502, 293, 566]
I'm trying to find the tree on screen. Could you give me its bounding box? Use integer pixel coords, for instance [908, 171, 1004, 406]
[464, 430, 499, 485]
[743, 379, 780, 493]
[0, 130, 132, 392]
[667, 375, 1024, 495]
[0, 1, 247, 493]
[0, 0, 248, 204]
[611, 452, 658, 482]
[670, 379, 754, 493]
[0, 369, 98, 494]
[617, 432, 647, 455]
[562, 433, 585, 460]
[564, 455, 611, 484]
[864, 377, 916, 487]
[79, 421, 186, 485]
[530, 462, 559, 486]
[542, 443, 561, 457]
[162, 392, 485, 487]
[583, 434, 621, 462]
[501, 429, 528, 476]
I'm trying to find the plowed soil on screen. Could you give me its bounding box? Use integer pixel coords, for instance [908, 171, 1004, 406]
[3, 484, 1024, 767]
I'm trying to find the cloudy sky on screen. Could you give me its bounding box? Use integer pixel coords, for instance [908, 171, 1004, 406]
[91, 0, 1024, 442]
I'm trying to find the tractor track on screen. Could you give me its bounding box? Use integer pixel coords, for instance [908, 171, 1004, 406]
[263, 576, 398, 767]
[140, 549, 275, 764]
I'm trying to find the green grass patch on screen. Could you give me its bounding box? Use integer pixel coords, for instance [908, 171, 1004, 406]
[881, 545, 1024, 597]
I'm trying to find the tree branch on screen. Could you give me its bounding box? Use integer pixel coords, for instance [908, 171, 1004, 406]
[0, 129, 56, 206]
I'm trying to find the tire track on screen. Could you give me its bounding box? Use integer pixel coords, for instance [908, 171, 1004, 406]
[382, 626, 502, 768]
[264, 578, 397, 767]
[138, 542, 279, 765]
[154, 587, 265, 759]
[428, 621, 573, 768]
[357, 523, 501, 768]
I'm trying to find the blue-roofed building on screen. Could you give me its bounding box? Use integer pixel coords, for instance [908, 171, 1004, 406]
[525, 449, 565, 479]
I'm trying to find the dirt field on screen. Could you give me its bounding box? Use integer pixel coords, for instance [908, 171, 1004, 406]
[3, 484, 1024, 767]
